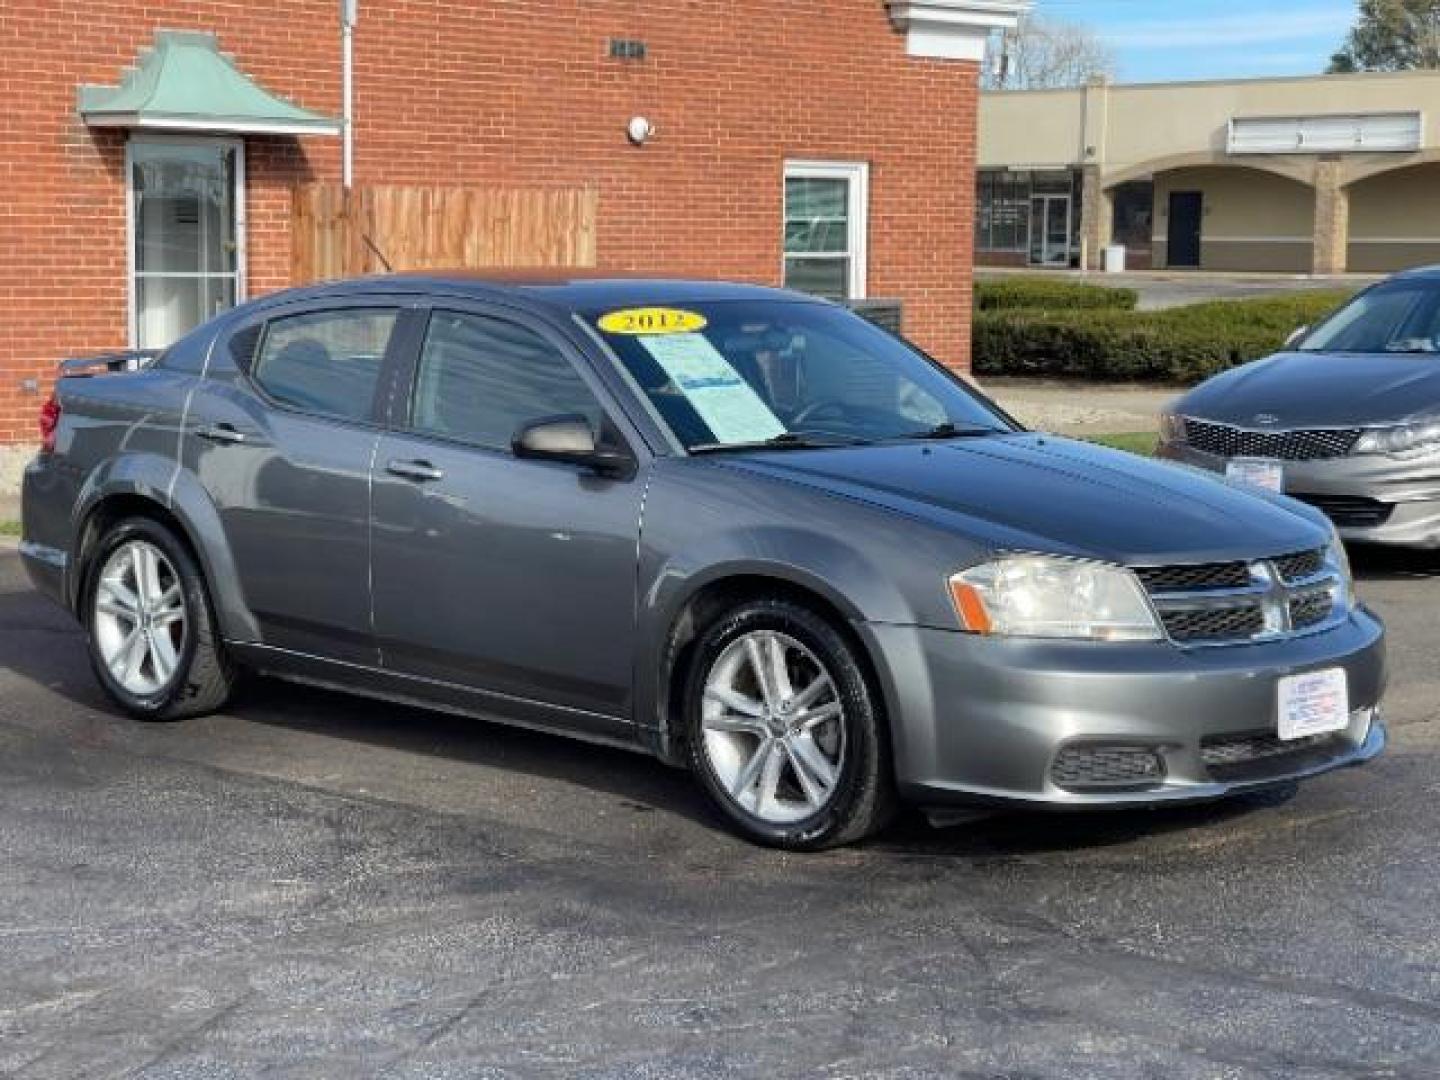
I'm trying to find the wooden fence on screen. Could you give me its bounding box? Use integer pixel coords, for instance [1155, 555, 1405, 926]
[291, 183, 598, 282]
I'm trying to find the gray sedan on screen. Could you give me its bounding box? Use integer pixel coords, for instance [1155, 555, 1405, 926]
[1160, 267, 1440, 547]
[21, 276, 1385, 849]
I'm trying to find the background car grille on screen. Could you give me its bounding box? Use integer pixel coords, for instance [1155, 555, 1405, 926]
[1184, 418, 1361, 461]
[1291, 493, 1395, 529]
[1134, 547, 1338, 646]
[1051, 745, 1165, 790]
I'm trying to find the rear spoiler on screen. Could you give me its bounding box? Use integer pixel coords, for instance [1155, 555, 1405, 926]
[58, 349, 162, 377]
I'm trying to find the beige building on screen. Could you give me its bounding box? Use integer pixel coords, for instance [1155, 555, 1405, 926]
[977, 69, 1440, 274]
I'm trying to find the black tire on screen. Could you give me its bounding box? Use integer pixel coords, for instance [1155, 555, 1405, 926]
[684, 598, 897, 850]
[83, 516, 236, 721]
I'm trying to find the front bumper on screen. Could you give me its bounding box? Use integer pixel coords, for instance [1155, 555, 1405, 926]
[1159, 441, 1440, 548]
[861, 606, 1386, 810]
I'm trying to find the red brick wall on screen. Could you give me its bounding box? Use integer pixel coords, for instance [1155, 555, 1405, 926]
[0, 1, 979, 444]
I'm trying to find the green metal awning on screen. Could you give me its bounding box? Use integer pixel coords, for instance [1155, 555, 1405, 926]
[78, 31, 340, 136]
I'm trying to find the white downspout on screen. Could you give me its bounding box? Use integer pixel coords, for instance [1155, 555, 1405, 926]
[342, 0, 357, 188]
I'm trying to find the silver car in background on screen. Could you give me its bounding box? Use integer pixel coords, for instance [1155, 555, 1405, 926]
[1160, 267, 1440, 547]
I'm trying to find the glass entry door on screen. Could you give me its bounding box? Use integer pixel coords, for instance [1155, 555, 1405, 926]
[129, 140, 244, 348]
[1028, 194, 1072, 267]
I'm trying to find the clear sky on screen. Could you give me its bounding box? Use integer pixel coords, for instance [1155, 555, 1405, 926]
[1031, 0, 1359, 83]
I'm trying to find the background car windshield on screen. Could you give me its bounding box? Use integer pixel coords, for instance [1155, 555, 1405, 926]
[591, 301, 1014, 449]
[1300, 282, 1440, 354]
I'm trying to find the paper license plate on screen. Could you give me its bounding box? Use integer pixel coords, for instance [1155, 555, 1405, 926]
[1277, 668, 1349, 741]
[1226, 457, 1284, 493]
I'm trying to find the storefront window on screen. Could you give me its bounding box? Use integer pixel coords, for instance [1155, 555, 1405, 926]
[1112, 181, 1155, 255]
[129, 139, 244, 348]
[975, 170, 1030, 252]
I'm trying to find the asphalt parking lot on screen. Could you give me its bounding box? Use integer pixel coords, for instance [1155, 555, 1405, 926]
[3, 538, 1440, 1079]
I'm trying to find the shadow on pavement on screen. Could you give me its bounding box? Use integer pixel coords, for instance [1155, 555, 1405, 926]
[877, 783, 1297, 861]
[237, 675, 719, 830]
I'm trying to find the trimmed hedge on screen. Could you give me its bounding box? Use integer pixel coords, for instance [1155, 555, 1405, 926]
[974, 290, 1355, 384]
[976, 278, 1139, 314]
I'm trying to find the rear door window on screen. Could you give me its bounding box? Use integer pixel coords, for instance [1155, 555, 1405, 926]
[252, 308, 399, 422]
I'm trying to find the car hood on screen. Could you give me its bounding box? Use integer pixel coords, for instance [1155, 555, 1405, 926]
[715, 434, 1328, 565]
[1177, 350, 1440, 427]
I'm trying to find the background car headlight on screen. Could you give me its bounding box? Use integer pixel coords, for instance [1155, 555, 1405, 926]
[1354, 420, 1440, 457]
[949, 555, 1163, 641]
[1158, 411, 1187, 445]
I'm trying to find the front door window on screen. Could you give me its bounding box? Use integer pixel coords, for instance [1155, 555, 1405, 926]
[129, 140, 244, 348]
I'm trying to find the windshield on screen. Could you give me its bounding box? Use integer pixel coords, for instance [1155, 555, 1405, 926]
[588, 300, 1016, 451]
[1300, 281, 1440, 354]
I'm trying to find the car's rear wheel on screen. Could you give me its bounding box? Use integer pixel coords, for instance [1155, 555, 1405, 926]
[85, 517, 235, 721]
[684, 599, 896, 850]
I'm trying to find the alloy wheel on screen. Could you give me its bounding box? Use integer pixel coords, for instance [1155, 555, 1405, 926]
[93, 541, 188, 696]
[700, 630, 847, 824]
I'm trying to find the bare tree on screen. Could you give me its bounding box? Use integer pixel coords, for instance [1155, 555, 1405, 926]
[1329, 0, 1440, 72]
[985, 15, 1116, 91]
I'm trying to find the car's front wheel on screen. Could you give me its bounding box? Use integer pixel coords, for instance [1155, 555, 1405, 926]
[684, 599, 896, 850]
[85, 517, 236, 721]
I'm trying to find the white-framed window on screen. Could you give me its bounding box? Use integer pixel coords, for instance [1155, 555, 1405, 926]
[783, 160, 868, 301]
[127, 136, 247, 349]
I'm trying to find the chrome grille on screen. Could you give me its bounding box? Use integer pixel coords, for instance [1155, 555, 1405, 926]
[1184, 418, 1361, 461]
[1134, 561, 1251, 593]
[1160, 605, 1265, 642]
[1135, 547, 1340, 646]
[1290, 586, 1336, 629]
[1273, 549, 1326, 582]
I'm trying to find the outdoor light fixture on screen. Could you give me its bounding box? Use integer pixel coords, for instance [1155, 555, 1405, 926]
[627, 116, 654, 145]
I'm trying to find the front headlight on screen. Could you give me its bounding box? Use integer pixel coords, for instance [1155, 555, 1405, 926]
[948, 555, 1163, 641]
[1327, 528, 1357, 612]
[1158, 411, 1187, 445]
[1354, 419, 1440, 457]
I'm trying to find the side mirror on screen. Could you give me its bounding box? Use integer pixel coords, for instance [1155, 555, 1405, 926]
[1283, 325, 1309, 349]
[512, 415, 634, 477]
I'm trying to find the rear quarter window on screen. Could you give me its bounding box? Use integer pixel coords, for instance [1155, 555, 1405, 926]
[251, 308, 398, 422]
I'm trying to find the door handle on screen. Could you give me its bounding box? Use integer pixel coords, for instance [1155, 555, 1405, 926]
[194, 423, 247, 445]
[386, 458, 445, 483]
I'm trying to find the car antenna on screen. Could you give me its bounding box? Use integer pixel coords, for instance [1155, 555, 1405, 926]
[361, 232, 394, 274]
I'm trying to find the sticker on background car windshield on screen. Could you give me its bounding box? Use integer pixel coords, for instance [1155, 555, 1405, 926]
[597, 307, 708, 335]
[1226, 457, 1284, 494]
[636, 332, 787, 445]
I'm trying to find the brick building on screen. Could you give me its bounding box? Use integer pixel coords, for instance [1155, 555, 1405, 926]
[0, 0, 1026, 452]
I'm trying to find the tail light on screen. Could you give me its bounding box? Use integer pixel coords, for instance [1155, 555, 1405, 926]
[39, 394, 61, 454]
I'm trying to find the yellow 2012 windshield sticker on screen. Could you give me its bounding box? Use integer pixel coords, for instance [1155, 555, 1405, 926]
[597, 308, 708, 336]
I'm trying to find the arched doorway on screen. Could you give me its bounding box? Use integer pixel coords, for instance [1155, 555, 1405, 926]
[1348, 163, 1440, 273]
[1149, 166, 1316, 272]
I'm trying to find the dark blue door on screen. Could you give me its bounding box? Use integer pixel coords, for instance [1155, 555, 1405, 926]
[1167, 191, 1203, 269]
